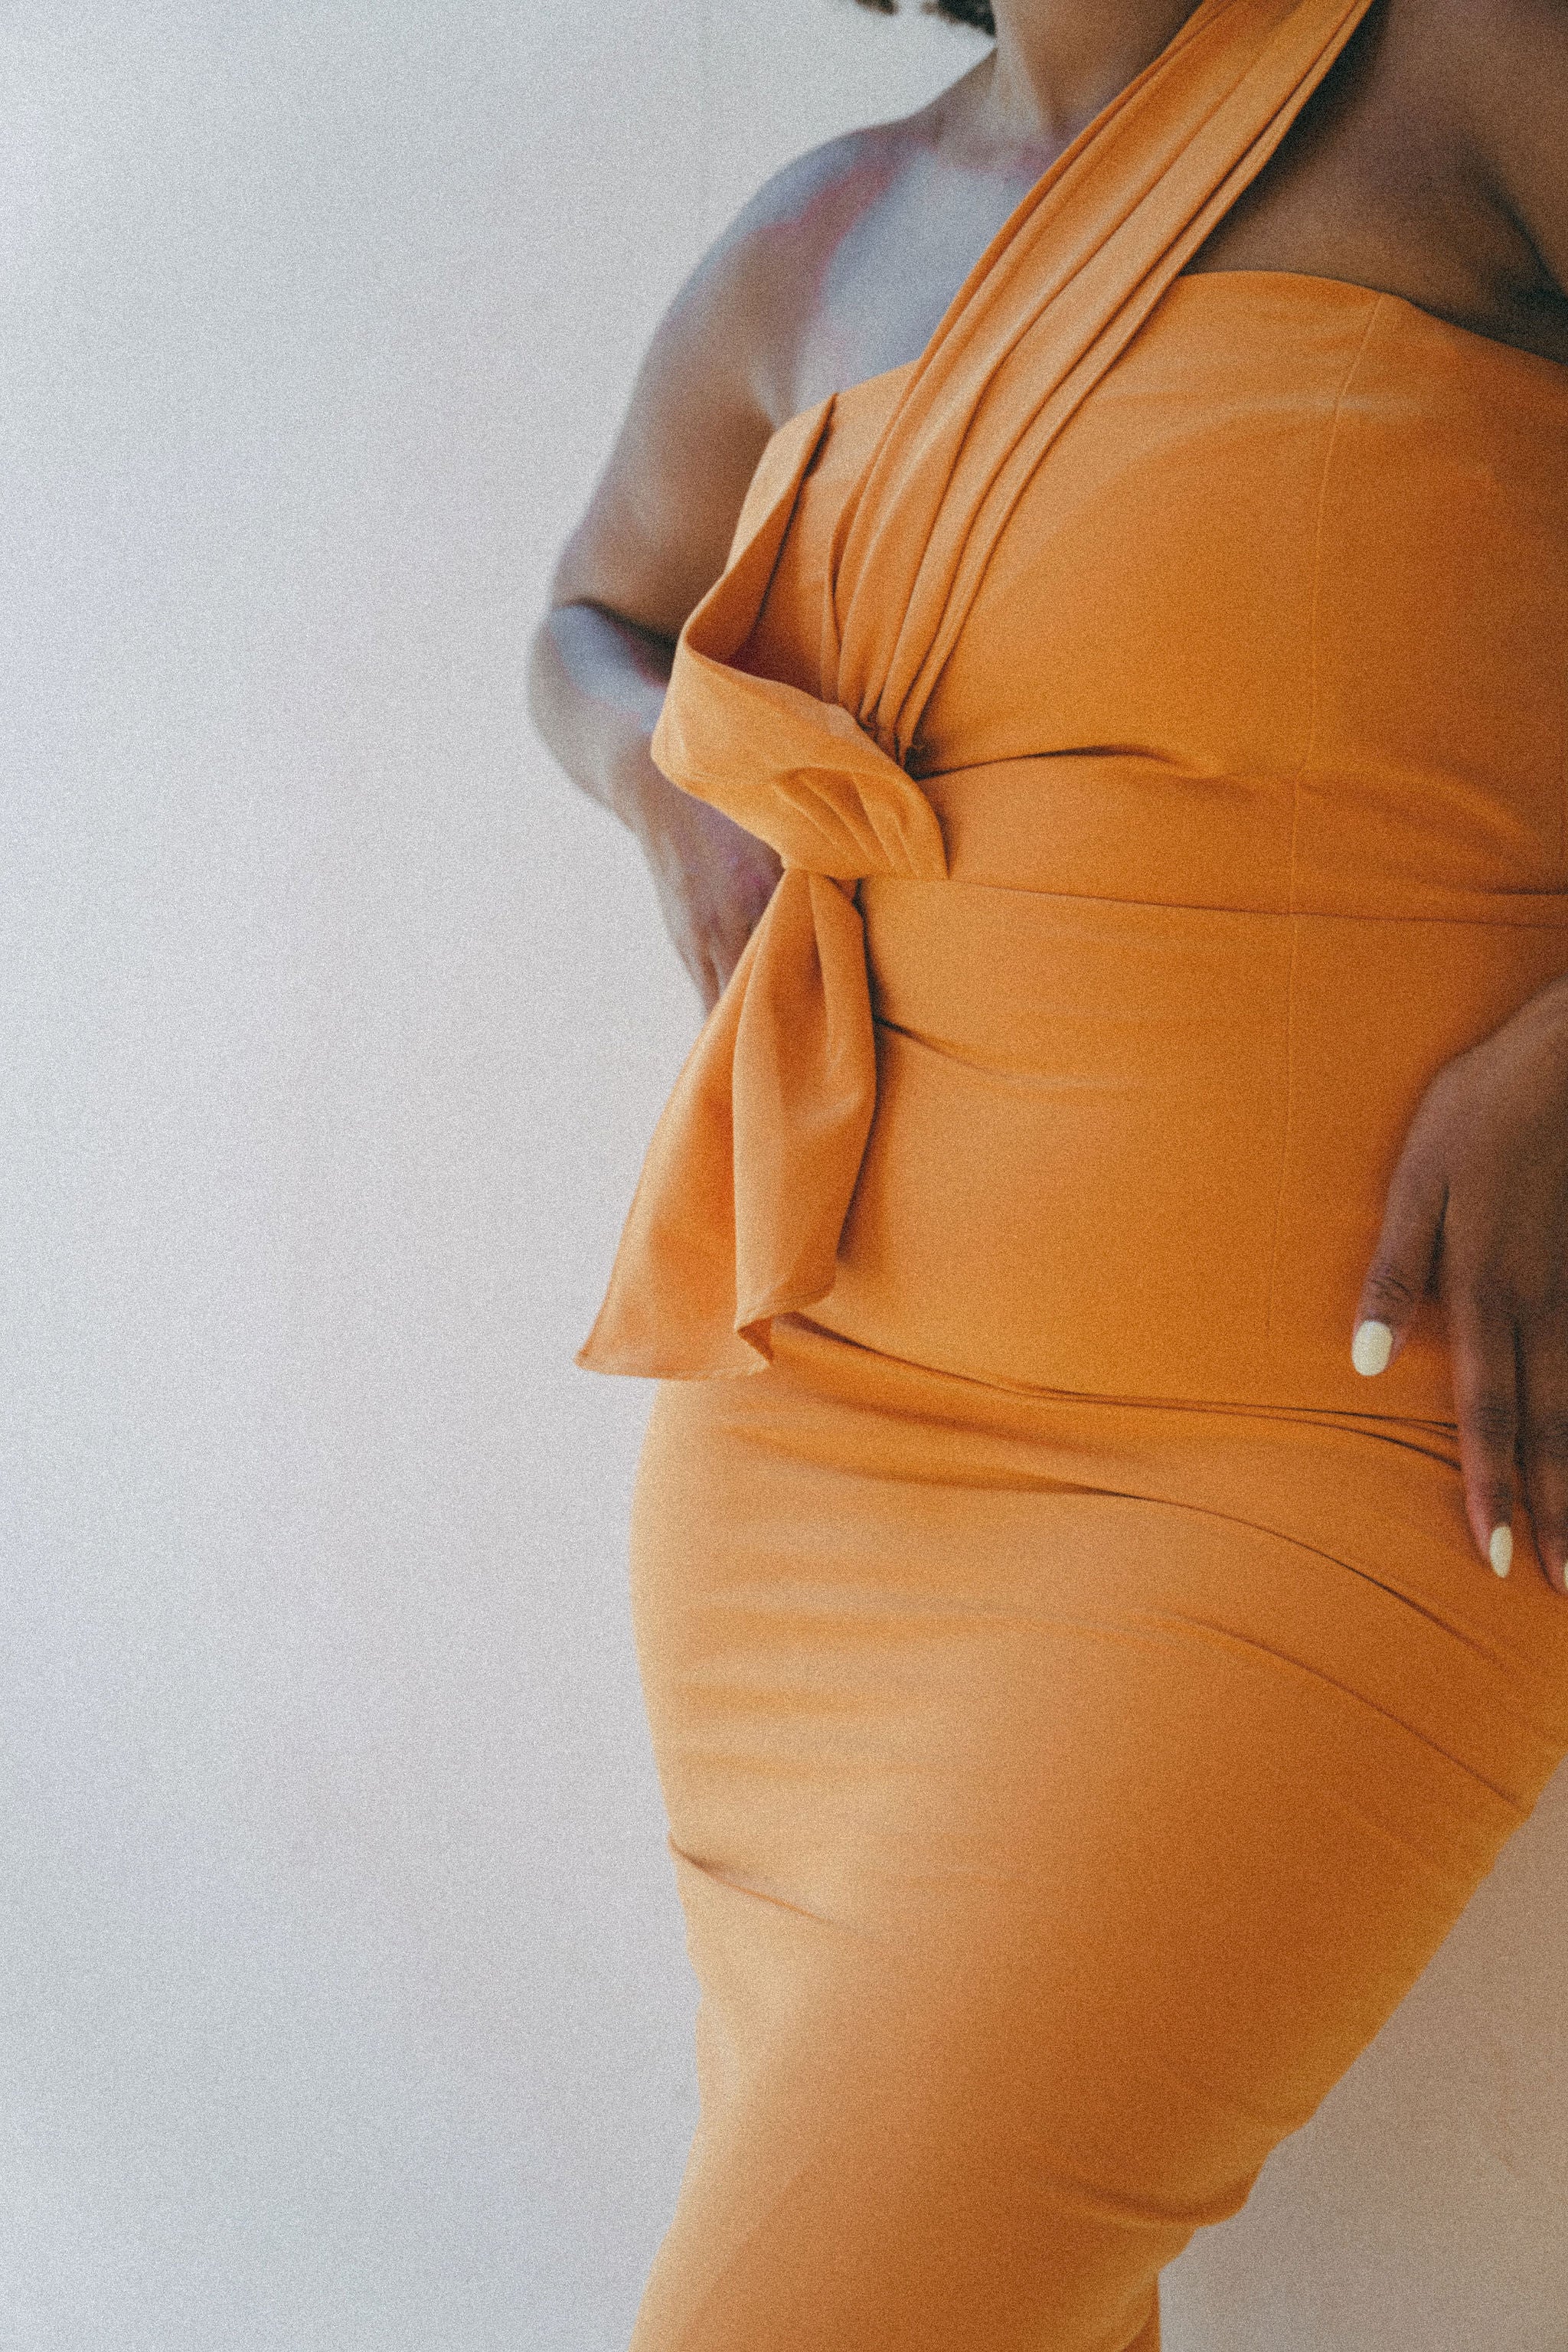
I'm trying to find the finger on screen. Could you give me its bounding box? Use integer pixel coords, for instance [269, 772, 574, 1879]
[1516, 1304, 1568, 1595]
[1448, 1291, 1520, 1576]
[1351, 1158, 1444, 1377]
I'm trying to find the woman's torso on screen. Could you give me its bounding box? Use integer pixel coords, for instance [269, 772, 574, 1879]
[736, 270, 1568, 1414]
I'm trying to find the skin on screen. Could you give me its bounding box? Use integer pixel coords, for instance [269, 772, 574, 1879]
[527, 0, 1568, 1587]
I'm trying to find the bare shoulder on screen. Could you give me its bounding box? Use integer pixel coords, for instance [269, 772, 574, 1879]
[546, 109, 937, 641]
[1422, 0, 1568, 289]
[692, 116, 933, 421]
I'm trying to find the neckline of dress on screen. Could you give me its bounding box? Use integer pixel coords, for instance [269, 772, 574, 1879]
[786, 266, 1568, 443]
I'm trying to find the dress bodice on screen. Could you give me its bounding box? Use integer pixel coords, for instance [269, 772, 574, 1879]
[738, 271, 1568, 926]
[710, 272, 1568, 1415]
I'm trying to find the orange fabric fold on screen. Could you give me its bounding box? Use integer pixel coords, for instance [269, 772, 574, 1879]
[576, 0, 1379, 1380]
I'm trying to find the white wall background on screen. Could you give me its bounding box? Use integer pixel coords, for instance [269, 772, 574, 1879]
[1, 5, 1563, 2348]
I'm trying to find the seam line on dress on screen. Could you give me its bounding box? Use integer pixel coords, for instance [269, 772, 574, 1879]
[1264, 296, 1383, 1341]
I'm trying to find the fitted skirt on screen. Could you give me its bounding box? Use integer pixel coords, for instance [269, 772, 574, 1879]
[624, 1312, 1568, 2352]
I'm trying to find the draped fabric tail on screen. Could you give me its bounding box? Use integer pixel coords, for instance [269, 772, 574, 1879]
[574, 867, 884, 1376]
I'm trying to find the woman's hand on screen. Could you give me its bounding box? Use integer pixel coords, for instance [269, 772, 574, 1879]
[1352, 975, 1568, 1592]
[525, 601, 782, 1016]
[635, 767, 782, 1015]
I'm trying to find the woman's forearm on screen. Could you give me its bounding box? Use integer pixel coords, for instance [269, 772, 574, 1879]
[526, 599, 679, 837]
[528, 592, 782, 1011]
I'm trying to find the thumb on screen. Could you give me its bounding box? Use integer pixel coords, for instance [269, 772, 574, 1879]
[1351, 1157, 1445, 1377]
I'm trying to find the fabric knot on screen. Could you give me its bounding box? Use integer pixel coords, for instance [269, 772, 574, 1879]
[574, 438, 948, 1376]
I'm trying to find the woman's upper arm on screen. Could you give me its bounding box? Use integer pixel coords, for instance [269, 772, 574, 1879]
[546, 198, 819, 643]
[544, 128, 888, 644]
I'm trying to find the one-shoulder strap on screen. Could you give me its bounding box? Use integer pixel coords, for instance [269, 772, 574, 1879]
[830, 0, 1380, 762]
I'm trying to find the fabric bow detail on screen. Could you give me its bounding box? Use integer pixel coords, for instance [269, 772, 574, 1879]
[575, 408, 948, 1377]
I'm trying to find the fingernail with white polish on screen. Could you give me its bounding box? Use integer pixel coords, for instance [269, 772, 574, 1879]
[1489, 1524, 1512, 1579]
[1351, 1320, 1393, 1377]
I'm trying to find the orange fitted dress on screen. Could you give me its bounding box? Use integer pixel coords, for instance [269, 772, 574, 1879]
[574, 3, 1568, 2345]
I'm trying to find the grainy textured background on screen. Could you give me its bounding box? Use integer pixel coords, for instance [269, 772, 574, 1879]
[2, 3, 1563, 2344]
